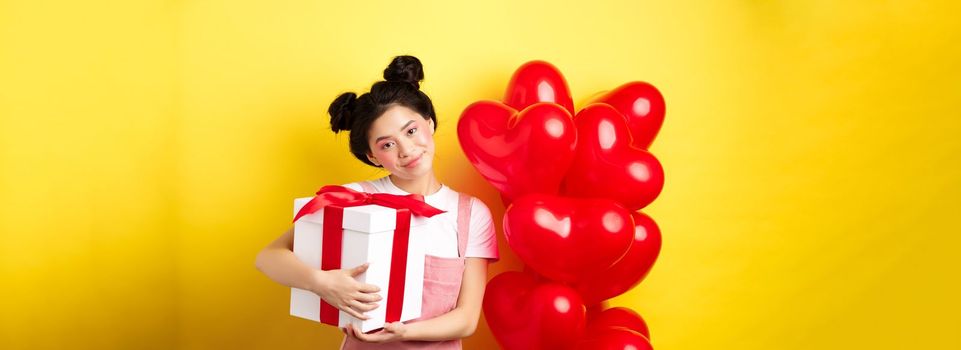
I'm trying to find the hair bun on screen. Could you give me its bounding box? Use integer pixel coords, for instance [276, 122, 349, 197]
[383, 55, 424, 89]
[328, 92, 357, 132]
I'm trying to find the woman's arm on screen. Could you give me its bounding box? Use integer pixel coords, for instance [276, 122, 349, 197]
[255, 227, 382, 319]
[348, 257, 489, 342]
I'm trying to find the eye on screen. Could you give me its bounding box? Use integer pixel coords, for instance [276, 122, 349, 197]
[381, 141, 395, 150]
[407, 127, 417, 135]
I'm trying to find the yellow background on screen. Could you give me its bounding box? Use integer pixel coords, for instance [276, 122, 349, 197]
[2, 0, 959, 349]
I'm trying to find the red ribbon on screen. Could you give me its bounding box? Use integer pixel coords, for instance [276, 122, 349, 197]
[293, 185, 445, 223]
[293, 185, 445, 326]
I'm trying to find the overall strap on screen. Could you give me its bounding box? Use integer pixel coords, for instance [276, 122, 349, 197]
[456, 193, 472, 257]
[358, 181, 377, 193]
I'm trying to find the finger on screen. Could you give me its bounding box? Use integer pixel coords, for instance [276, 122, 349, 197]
[350, 300, 378, 312]
[349, 263, 370, 277]
[342, 305, 368, 320]
[350, 325, 372, 342]
[354, 327, 387, 343]
[355, 291, 383, 303]
[357, 283, 381, 293]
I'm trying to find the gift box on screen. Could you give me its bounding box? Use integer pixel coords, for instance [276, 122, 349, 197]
[289, 186, 443, 332]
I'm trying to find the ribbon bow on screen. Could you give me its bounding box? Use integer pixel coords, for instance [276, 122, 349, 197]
[293, 185, 445, 223]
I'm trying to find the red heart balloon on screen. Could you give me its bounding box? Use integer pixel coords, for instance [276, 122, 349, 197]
[578, 327, 653, 350]
[589, 81, 665, 150]
[484, 271, 586, 350]
[586, 302, 608, 320]
[561, 103, 664, 211]
[574, 212, 661, 304]
[458, 101, 577, 202]
[503, 60, 575, 114]
[504, 194, 635, 283]
[586, 307, 651, 341]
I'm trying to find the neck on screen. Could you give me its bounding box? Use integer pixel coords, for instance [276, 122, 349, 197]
[389, 173, 442, 196]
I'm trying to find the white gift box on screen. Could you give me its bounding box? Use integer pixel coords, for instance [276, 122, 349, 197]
[290, 197, 427, 332]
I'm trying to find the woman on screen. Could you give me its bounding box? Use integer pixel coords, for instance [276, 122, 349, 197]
[255, 55, 499, 349]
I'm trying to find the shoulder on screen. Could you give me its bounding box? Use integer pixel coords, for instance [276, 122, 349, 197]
[341, 176, 387, 192]
[341, 182, 364, 191]
[467, 195, 493, 220]
[448, 191, 494, 227]
[448, 190, 490, 216]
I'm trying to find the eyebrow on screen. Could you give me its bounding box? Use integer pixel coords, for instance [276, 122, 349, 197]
[374, 120, 416, 143]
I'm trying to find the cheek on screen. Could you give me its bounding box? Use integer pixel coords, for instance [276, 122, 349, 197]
[371, 149, 398, 167]
[415, 130, 435, 149]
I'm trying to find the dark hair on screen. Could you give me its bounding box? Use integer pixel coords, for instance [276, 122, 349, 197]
[327, 55, 438, 167]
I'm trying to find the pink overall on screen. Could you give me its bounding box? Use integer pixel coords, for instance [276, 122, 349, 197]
[340, 181, 472, 350]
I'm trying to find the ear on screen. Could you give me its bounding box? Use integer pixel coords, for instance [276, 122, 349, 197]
[366, 151, 380, 166]
[428, 118, 435, 134]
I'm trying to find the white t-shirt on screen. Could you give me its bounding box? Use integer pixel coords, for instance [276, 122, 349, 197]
[342, 176, 499, 261]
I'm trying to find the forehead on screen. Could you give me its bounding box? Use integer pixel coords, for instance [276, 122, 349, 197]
[369, 105, 424, 135]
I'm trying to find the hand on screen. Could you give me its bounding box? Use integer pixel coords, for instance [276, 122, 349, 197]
[343, 322, 408, 343]
[312, 263, 382, 320]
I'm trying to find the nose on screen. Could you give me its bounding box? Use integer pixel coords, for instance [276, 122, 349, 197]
[396, 137, 415, 158]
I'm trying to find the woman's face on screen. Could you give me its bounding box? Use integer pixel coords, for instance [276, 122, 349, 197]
[366, 104, 436, 180]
